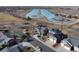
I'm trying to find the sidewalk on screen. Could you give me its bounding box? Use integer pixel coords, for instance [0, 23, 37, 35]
[33, 35, 70, 52]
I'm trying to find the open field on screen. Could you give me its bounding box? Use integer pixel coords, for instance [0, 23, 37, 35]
[0, 7, 79, 36]
[0, 7, 79, 52]
[0, 12, 26, 25]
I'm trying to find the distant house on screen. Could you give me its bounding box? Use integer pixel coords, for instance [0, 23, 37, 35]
[1, 42, 39, 52]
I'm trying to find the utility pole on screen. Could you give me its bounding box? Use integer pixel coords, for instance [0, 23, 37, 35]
[61, 17, 64, 32]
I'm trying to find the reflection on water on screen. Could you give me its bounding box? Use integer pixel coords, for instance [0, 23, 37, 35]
[26, 9, 56, 21]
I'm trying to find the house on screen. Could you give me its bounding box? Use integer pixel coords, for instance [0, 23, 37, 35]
[61, 37, 79, 51]
[8, 38, 17, 46]
[0, 32, 18, 47]
[61, 28, 79, 51]
[35, 24, 49, 36]
[0, 42, 39, 52]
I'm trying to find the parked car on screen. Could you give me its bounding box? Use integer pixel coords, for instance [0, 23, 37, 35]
[27, 36, 34, 42]
[36, 46, 42, 51]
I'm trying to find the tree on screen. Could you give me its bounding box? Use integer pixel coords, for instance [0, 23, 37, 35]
[27, 16, 32, 21]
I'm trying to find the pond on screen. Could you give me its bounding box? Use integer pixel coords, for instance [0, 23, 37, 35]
[25, 9, 56, 21]
[25, 9, 77, 26]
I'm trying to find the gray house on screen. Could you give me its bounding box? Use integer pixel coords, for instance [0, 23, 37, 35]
[62, 37, 79, 51]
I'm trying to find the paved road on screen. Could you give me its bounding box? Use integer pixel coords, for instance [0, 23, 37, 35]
[29, 38, 56, 52]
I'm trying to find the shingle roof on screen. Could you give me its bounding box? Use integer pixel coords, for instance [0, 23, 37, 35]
[66, 37, 79, 47]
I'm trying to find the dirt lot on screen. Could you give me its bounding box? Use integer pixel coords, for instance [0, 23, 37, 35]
[0, 12, 70, 35]
[0, 12, 26, 25]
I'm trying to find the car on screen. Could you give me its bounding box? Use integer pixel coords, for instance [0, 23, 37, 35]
[26, 36, 34, 42]
[36, 46, 42, 51]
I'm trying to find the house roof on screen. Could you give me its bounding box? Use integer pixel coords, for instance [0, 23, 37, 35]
[1, 47, 9, 52]
[65, 37, 79, 47]
[9, 45, 20, 52]
[68, 29, 79, 39]
[0, 32, 8, 42]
